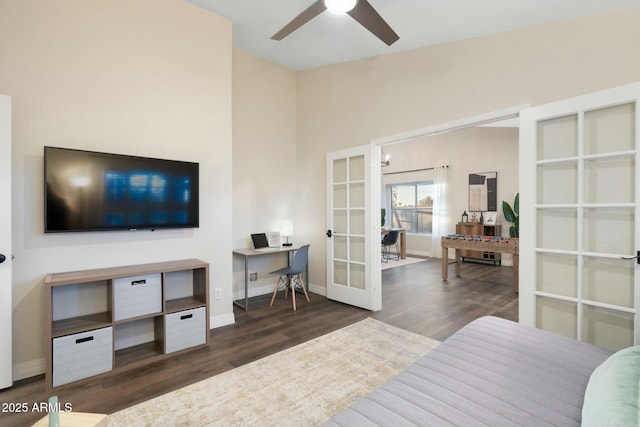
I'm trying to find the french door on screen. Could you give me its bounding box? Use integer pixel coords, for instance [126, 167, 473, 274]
[520, 82, 640, 351]
[326, 145, 380, 310]
[0, 94, 11, 389]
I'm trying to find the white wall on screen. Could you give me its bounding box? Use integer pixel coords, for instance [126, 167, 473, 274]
[381, 127, 519, 259]
[0, 0, 233, 380]
[232, 49, 299, 297]
[295, 6, 640, 293]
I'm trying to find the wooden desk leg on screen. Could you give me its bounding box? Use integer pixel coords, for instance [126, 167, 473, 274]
[441, 247, 448, 280]
[513, 254, 519, 293]
[400, 231, 406, 260]
[455, 249, 462, 277]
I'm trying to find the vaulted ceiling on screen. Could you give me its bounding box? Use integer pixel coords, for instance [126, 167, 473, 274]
[189, 0, 640, 70]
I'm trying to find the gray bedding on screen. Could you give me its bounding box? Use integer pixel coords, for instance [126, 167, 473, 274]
[324, 316, 612, 427]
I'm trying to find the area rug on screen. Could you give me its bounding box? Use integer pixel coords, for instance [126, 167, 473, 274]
[381, 256, 427, 270]
[108, 318, 439, 427]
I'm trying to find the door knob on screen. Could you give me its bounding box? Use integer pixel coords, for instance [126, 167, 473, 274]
[0, 254, 5, 263]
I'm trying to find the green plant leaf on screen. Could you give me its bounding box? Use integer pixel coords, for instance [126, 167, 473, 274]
[502, 201, 516, 223]
[503, 192, 520, 237]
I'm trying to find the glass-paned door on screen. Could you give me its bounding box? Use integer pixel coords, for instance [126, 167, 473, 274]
[520, 83, 640, 351]
[326, 145, 378, 310]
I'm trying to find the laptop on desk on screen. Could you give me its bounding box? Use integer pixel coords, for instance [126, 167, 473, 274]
[251, 233, 279, 251]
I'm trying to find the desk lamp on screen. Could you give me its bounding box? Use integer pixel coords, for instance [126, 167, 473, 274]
[282, 220, 293, 246]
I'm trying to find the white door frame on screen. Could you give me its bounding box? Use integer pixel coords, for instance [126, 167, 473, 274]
[370, 104, 530, 310]
[0, 94, 11, 389]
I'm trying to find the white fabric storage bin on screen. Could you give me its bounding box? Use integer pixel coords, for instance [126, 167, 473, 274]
[113, 273, 162, 321]
[52, 327, 113, 387]
[165, 307, 206, 354]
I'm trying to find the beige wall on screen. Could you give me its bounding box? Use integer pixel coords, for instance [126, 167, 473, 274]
[232, 49, 298, 296]
[382, 127, 519, 260]
[296, 7, 640, 291]
[0, 0, 232, 379]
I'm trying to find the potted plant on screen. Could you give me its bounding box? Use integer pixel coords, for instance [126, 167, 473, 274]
[502, 193, 519, 237]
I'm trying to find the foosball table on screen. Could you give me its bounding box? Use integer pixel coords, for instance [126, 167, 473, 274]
[441, 235, 519, 292]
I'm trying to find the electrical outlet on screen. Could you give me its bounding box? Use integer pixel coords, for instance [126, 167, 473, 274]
[249, 272, 258, 282]
[214, 288, 222, 300]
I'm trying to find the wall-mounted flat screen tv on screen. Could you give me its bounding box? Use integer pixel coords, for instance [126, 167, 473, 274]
[44, 146, 199, 233]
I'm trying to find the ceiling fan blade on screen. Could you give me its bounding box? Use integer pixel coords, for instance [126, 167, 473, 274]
[347, 0, 399, 46]
[271, 0, 327, 41]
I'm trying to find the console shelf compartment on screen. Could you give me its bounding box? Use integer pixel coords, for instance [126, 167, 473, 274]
[51, 312, 113, 338]
[165, 296, 206, 313]
[114, 341, 164, 369]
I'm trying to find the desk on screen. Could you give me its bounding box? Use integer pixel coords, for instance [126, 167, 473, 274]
[441, 236, 519, 292]
[381, 228, 406, 259]
[232, 246, 307, 310]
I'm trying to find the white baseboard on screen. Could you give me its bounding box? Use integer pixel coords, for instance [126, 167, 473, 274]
[233, 278, 276, 301]
[234, 279, 323, 299]
[14, 358, 44, 382]
[210, 312, 235, 329]
[309, 282, 326, 296]
[409, 250, 430, 258]
[393, 253, 514, 270]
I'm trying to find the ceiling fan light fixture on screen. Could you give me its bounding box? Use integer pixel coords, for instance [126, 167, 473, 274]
[325, 0, 357, 14]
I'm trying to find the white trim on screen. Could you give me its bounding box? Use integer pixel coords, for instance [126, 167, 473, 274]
[13, 358, 44, 382]
[233, 279, 321, 299]
[372, 104, 530, 146]
[0, 94, 11, 389]
[309, 282, 326, 296]
[210, 313, 235, 329]
[233, 279, 276, 301]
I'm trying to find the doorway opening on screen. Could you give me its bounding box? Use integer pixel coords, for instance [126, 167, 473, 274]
[371, 105, 527, 321]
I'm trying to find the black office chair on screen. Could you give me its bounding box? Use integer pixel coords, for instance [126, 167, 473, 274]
[269, 244, 310, 311]
[381, 230, 400, 262]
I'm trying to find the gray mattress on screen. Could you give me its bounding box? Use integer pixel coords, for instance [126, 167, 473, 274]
[324, 316, 612, 427]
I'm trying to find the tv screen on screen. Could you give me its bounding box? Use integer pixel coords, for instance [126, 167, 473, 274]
[44, 146, 199, 232]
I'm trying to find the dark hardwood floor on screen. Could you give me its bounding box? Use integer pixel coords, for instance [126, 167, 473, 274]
[0, 258, 517, 427]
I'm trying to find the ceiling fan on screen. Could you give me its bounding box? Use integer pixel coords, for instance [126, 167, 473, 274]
[271, 0, 400, 46]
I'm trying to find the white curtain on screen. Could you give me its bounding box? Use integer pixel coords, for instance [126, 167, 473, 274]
[430, 166, 448, 258]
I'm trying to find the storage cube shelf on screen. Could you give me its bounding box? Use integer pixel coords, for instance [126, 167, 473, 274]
[45, 259, 209, 389]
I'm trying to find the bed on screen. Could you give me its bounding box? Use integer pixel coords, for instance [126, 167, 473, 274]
[325, 316, 639, 427]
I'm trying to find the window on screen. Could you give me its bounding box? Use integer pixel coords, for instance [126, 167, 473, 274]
[389, 182, 434, 234]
